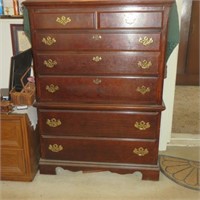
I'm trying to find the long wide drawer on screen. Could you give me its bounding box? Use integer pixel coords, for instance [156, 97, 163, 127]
[36, 76, 160, 104]
[34, 32, 161, 51]
[41, 136, 158, 165]
[35, 52, 161, 76]
[38, 110, 160, 139]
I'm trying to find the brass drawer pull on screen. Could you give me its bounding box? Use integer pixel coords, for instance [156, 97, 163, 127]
[139, 36, 153, 46]
[133, 147, 149, 157]
[46, 118, 62, 127]
[93, 78, 102, 85]
[125, 17, 136, 25]
[92, 34, 102, 40]
[46, 84, 59, 93]
[92, 56, 102, 62]
[44, 59, 57, 68]
[134, 121, 151, 130]
[48, 144, 63, 152]
[137, 60, 152, 69]
[42, 36, 56, 46]
[56, 16, 71, 25]
[136, 86, 150, 95]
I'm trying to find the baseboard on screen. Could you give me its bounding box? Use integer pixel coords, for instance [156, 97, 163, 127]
[168, 133, 200, 147]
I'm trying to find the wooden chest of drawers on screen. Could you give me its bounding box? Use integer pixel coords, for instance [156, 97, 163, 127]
[24, 0, 174, 180]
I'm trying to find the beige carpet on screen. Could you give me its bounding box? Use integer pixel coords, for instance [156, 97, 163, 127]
[159, 155, 200, 191]
[1, 146, 200, 200]
[172, 86, 200, 134]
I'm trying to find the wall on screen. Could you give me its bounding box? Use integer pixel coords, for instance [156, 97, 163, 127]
[159, 0, 182, 150]
[0, 18, 23, 89]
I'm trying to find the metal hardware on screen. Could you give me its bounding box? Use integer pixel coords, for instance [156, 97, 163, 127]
[92, 56, 102, 62]
[46, 118, 62, 127]
[137, 60, 152, 69]
[56, 16, 71, 25]
[93, 78, 102, 85]
[125, 17, 136, 25]
[48, 144, 63, 152]
[46, 84, 59, 93]
[139, 36, 153, 46]
[44, 59, 57, 68]
[42, 36, 56, 46]
[133, 147, 149, 156]
[92, 34, 102, 40]
[134, 121, 151, 130]
[136, 86, 150, 95]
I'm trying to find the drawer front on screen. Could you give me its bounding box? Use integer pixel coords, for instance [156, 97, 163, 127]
[35, 32, 161, 51]
[35, 52, 161, 76]
[99, 11, 162, 29]
[41, 137, 158, 164]
[38, 110, 160, 139]
[1, 118, 23, 148]
[37, 76, 160, 104]
[33, 12, 95, 29]
[1, 149, 26, 177]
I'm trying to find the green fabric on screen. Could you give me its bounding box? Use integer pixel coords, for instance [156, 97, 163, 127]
[166, 2, 180, 61]
[23, 6, 31, 42]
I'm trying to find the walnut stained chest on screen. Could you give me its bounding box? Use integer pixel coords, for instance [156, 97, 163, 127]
[24, 0, 174, 180]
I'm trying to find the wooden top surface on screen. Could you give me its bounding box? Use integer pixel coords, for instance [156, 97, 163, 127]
[23, 0, 174, 6]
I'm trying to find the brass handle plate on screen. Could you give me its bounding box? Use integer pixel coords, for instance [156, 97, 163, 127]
[46, 118, 62, 127]
[136, 86, 150, 95]
[92, 34, 102, 40]
[93, 78, 102, 85]
[44, 59, 57, 68]
[42, 36, 56, 46]
[56, 16, 71, 25]
[92, 56, 102, 62]
[137, 60, 152, 69]
[139, 36, 153, 46]
[46, 84, 59, 93]
[133, 147, 149, 156]
[48, 144, 63, 152]
[134, 121, 151, 130]
[125, 17, 136, 25]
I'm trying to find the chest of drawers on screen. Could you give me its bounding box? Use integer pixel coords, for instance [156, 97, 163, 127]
[24, 0, 174, 180]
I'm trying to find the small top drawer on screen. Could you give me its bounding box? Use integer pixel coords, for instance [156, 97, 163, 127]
[33, 12, 95, 29]
[99, 11, 163, 29]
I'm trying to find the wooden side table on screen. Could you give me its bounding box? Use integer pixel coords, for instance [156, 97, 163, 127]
[0, 113, 39, 181]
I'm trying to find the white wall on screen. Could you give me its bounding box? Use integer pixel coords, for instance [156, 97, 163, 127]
[0, 18, 23, 89]
[159, 0, 182, 150]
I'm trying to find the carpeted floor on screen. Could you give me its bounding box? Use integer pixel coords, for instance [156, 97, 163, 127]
[159, 155, 200, 191]
[1, 146, 200, 200]
[172, 86, 200, 134]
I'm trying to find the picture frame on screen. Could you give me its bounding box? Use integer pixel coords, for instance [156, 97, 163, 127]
[10, 24, 31, 55]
